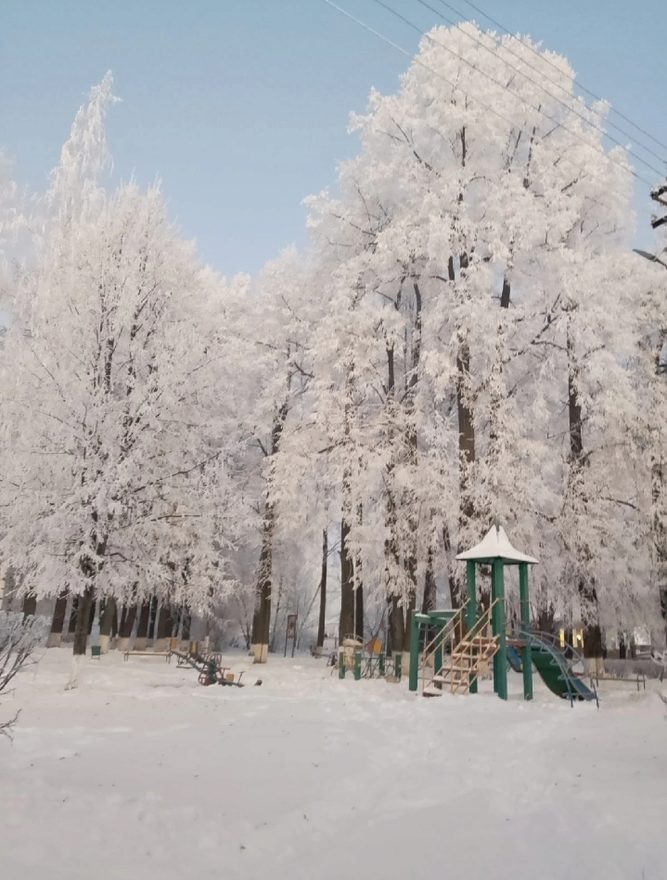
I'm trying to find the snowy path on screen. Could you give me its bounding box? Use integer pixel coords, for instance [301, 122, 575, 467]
[2, 649, 665, 880]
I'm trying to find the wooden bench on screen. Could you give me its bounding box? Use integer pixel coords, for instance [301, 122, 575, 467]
[123, 650, 172, 663]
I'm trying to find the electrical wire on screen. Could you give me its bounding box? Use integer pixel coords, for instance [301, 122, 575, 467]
[323, 0, 655, 188]
[322, 0, 655, 190]
[322, 0, 547, 148]
[456, 0, 667, 155]
[417, 0, 667, 170]
[370, 0, 665, 180]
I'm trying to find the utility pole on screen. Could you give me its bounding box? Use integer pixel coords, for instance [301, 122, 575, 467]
[651, 183, 667, 234]
[634, 182, 667, 269]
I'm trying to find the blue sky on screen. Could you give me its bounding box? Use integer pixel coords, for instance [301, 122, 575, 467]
[1, 0, 665, 274]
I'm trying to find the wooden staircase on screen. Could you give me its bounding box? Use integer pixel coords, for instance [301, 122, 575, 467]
[424, 601, 500, 696]
[419, 602, 467, 692]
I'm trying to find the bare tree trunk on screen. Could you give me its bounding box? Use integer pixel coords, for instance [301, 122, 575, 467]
[21, 593, 37, 618]
[451, 252, 476, 601]
[383, 338, 402, 651]
[402, 593, 416, 659]
[155, 602, 174, 650]
[567, 327, 602, 666]
[181, 608, 192, 642]
[649, 328, 667, 643]
[118, 603, 136, 637]
[387, 596, 404, 657]
[237, 591, 252, 651]
[117, 602, 137, 651]
[536, 603, 555, 634]
[251, 401, 288, 663]
[48, 590, 68, 647]
[2, 568, 16, 611]
[99, 598, 117, 652]
[456, 339, 476, 517]
[269, 577, 284, 653]
[355, 580, 364, 642]
[68, 597, 79, 635]
[317, 528, 327, 649]
[251, 509, 274, 662]
[442, 525, 459, 608]
[147, 596, 158, 643]
[400, 281, 421, 660]
[134, 598, 152, 650]
[155, 603, 173, 646]
[73, 587, 94, 656]
[354, 503, 364, 640]
[339, 513, 355, 640]
[422, 547, 437, 613]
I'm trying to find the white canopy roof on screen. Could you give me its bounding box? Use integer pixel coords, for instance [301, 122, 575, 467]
[456, 525, 538, 565]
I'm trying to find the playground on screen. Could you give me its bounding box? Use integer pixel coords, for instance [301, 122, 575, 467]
[3, 527, 666, 880]
[339, 527, 601, 705]
[2, 646, 666, 880]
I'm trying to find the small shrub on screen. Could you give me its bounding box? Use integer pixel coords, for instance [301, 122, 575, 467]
[0, 612, 47, 738]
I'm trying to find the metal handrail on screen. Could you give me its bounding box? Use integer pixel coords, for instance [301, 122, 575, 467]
[514, 628, 599, 708]
[434, 599, 502, 694]
[420, 602, 468, 665]
[458, 598, 501, 647]
[521, 628, 587, 670]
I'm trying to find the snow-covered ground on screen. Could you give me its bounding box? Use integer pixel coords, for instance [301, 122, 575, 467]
[2, 648, 665, 880]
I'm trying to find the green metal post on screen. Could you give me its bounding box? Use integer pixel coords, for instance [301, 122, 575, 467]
[338, 648, 345, 679]
[353, 649, 362, 680]
[466, 560, 478, 694]
[519, 562, 533, 701]
[492, 560, 508, 700]
[394, 653, 402, 681]
[408, 612, 420, 692]
[434, 636, 443, 679]
[379, 652, 385, 676]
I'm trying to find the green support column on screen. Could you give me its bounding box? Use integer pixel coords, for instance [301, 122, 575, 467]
[353, 649, 362, 680]
[519, 562, 533, 701]
[491, 560, 508, 700]
[466, 560, 478, 694]
[408, 613, 420, 692]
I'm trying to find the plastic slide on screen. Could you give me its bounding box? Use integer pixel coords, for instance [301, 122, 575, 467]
[506, 643, 523, 673]
[508, 632, 597, 702]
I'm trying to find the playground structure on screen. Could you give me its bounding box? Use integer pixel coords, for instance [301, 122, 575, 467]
[407, 525, 598, 705]
[506, 632, 598, 706]
[171, 645, 258, 687]
[337, 636, 402, 681]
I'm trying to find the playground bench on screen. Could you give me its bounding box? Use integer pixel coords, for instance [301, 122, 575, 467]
[123, 650, 172, 663]
[589, 672, 646, 691]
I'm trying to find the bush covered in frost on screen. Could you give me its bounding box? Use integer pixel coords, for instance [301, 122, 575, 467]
[0, 612, 47, 738]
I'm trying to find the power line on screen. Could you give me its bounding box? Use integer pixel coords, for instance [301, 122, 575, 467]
[419, 0, 667, 171]
[322, 1, 551, 150]
[322, 0, 655, 190]
[322, 0, 654, 190]
[370, 0, 665, 181]
[456, 0, 667, 157]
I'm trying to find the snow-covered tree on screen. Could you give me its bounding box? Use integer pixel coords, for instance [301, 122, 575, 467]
[0, 79, 240, 657]
[223, 249, 318, 662]
[300, 23, 661, 654]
